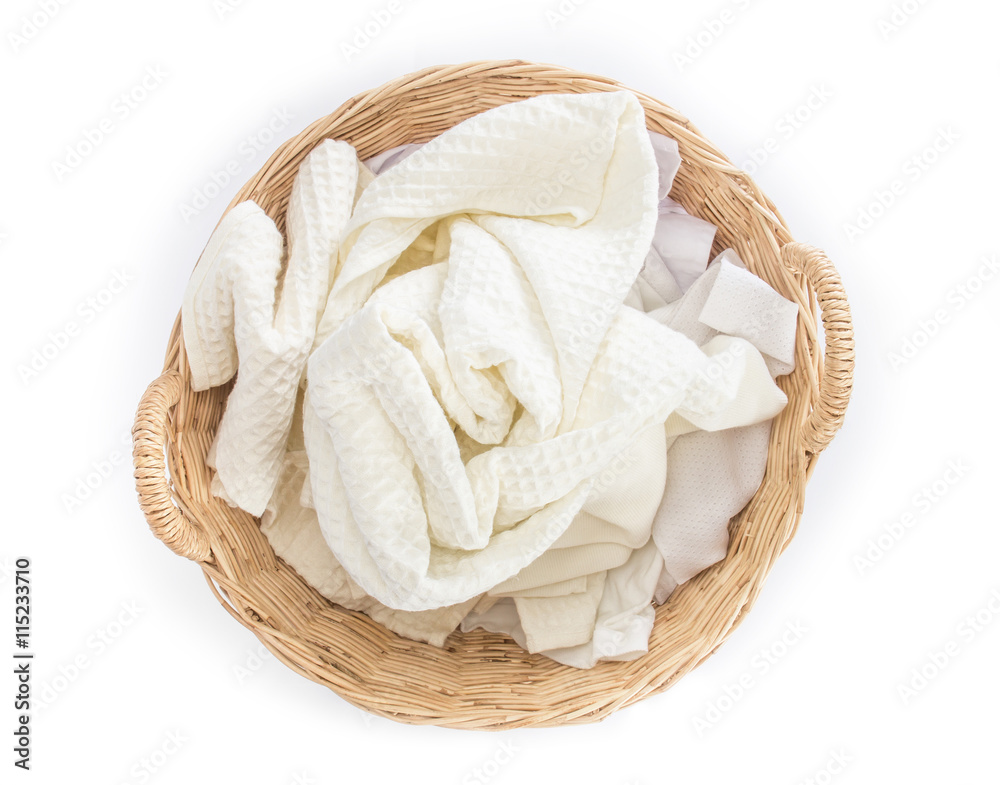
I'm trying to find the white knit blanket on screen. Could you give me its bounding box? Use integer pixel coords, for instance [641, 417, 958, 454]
[183, 92, 793, 655]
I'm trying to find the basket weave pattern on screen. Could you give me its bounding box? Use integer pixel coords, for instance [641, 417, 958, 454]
[132, 60, 854, 729]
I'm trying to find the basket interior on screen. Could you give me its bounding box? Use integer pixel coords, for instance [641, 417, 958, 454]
[161, 59, 822, 729]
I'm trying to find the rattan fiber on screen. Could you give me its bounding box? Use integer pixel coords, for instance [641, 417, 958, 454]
[132, 59, 854, 729]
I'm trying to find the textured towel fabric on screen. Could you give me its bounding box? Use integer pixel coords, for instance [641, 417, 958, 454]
[484, 423, 666, 597]
[466, 251, 798, 663]
[181, 90, 799, 665]
[260, 447, 482, 646]
[299, 92, 788, 613]
[183, 141, 361, 515]
[361, 139, 796, 655]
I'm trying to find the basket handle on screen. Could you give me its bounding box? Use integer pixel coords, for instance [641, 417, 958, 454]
[132, 370, 213, 562]
[781, 242, 855, 455]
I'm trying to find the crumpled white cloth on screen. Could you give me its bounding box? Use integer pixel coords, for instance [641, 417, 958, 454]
[457, 249, 799, 667]
[183, 141, 362, 515]
[259, 446, 483, 646]
[646, 250, 799, 594]
[181, 90, 798, 667]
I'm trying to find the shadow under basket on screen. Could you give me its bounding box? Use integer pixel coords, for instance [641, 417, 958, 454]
[132, 59, 855, 730]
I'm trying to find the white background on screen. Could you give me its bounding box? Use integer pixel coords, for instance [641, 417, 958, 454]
[3, 0, 998, 782]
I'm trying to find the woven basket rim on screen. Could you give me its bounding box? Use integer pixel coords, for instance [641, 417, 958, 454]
[131, 59, 854, 730]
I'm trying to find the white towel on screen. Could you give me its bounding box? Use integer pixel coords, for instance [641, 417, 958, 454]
[299, 92, 787, 612]
[181, 90, 797, 664]
[467, 252, 798, 661]
[643, 251, 799, 595]
[460, 538, 663, 668]
[183, 141, 361, 515]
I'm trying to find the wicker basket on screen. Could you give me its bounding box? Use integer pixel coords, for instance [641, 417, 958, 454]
[132, 59, 854, 730]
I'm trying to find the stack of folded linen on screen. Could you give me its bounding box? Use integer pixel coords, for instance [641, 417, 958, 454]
[182, 90, 798, 669]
